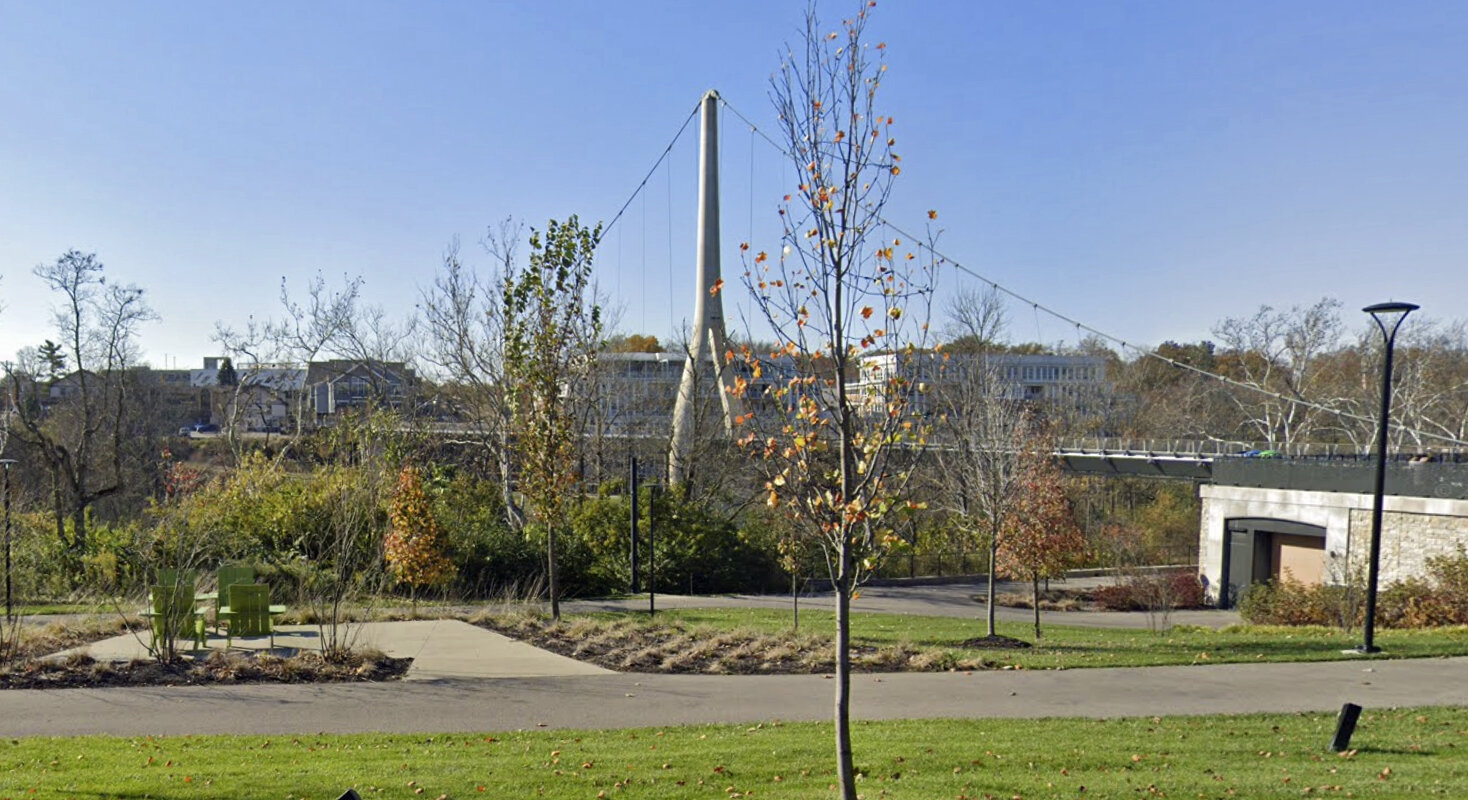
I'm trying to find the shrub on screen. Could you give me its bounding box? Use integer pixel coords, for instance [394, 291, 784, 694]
[1237, 578, 1354, 626]
[1239, 546, 1468, 629]
[423, 472, 542, 599]
[569, 490, 783, 596]
[1093, 571, 1206, 612]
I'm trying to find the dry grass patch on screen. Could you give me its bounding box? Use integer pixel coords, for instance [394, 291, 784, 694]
[5, 616, 134, 662]
[474, 613, 993, 674]
[995, 588, 1094, 611]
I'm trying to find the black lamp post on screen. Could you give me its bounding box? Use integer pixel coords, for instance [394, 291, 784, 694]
[0, 458, 16, 623]
[1359, 301, 1418, 654]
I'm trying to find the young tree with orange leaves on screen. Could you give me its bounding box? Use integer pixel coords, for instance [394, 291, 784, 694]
[385, 465, 455, 612]
[730, 4, 937, 797]
[998, 437, 1086, 639]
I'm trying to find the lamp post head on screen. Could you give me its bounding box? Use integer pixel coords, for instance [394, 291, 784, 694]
[1363, 301, 1420, 316]
[0, 460, 15, 470]
[1363, 301, 1419, 341]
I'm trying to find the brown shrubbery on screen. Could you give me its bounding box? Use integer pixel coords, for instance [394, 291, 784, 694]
[1092, 571, 1207, 612]
[1240, 547, 1468, 628]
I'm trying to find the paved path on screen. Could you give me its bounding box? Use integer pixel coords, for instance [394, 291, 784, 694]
[6, 653, 1465, 737]
[62, 619, 610, 681]
[8, 584, 1456, 738]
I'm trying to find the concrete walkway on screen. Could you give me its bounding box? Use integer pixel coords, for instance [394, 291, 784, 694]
[8, 585, 1456, 738]
[58, 618, 610, 680]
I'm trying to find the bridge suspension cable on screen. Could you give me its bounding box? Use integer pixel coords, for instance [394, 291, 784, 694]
[718, 96, 1468, 449]
[598, 99, 702, 246]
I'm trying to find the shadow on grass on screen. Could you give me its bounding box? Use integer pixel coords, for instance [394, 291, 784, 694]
[1349, 746, 1439, 756]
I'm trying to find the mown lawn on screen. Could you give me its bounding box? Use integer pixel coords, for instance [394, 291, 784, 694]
[599, 608, 1468, 669]
[4, 708, 1466, 799]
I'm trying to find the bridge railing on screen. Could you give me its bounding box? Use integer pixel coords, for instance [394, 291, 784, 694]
[1055, 437, 1468, 461]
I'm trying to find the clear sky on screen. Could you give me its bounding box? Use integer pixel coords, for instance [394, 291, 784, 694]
[3, 1, 1465, 370]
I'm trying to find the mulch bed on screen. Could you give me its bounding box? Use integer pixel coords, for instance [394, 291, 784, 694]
[957, 634, 1032, 650]
[475, 615, 1000, 674]
[992, 587, 1101, 611]
[0, 649, 411, 690]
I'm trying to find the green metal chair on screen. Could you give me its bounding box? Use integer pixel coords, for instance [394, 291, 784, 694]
[219, 584, 280, 649]
[146, 583, 206, 650]
[154, 568, 198, 592]
[213, 565, 256, 631]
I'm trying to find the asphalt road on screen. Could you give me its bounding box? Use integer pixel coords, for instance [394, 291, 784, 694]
[561, 578, 1243, 630]
[3, 656, 1462, 737]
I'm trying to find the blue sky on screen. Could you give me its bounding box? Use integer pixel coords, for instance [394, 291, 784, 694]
[3, 1, 1465, 370]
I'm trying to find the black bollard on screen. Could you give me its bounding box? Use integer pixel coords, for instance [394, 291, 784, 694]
[1329, 702, 1363, 752]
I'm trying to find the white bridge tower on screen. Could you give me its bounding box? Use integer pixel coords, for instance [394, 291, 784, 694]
[668, 90, 744, 487]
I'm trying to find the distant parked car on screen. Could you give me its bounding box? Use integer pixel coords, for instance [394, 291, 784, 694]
[192, 423, 220, 434]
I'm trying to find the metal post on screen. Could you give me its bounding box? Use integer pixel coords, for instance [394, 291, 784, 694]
[629, 456, 640, 594]
[648, 483, 657, 616]
[1359, 302, 1417, 654]
[1330, 702, 1363, 752]
[1, 459, 16, 623]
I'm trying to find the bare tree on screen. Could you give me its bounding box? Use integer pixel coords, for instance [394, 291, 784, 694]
[943, 285, 1008, 352]
[419, 221, 524, 530]
[270, 272, 363, 436]
[1339, 318, 1468, 451]
[1212, 297, 1344, 449]
[5, 251, 156, 552]
[933, 352, 1033, 637]
[211, 315, 289, 458]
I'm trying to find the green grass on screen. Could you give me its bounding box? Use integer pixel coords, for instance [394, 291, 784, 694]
[611, 608, 1468, 669]
[4, 708, 1467, 799]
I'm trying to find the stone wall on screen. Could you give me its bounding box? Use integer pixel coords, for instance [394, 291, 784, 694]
[1347, 509, 1468, 586]
[1199, 484, 1468, 603]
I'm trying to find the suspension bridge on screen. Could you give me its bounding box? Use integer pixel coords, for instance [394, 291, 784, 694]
[590, 88, 1468, 487]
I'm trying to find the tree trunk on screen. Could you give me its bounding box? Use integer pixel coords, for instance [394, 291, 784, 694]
[986, 522, 999, 637]
[70, 504, 88, 555]
[51, 476, 67, 550]
[1032, 573, 1042, 640]
[791, 571, 800, 632]
[547, 524, 560, 620]
[498, 427, 524, 532]
[834, 567, 856, 800]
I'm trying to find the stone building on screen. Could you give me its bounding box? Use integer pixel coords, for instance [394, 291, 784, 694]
[1198, 457, 1468, 607]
